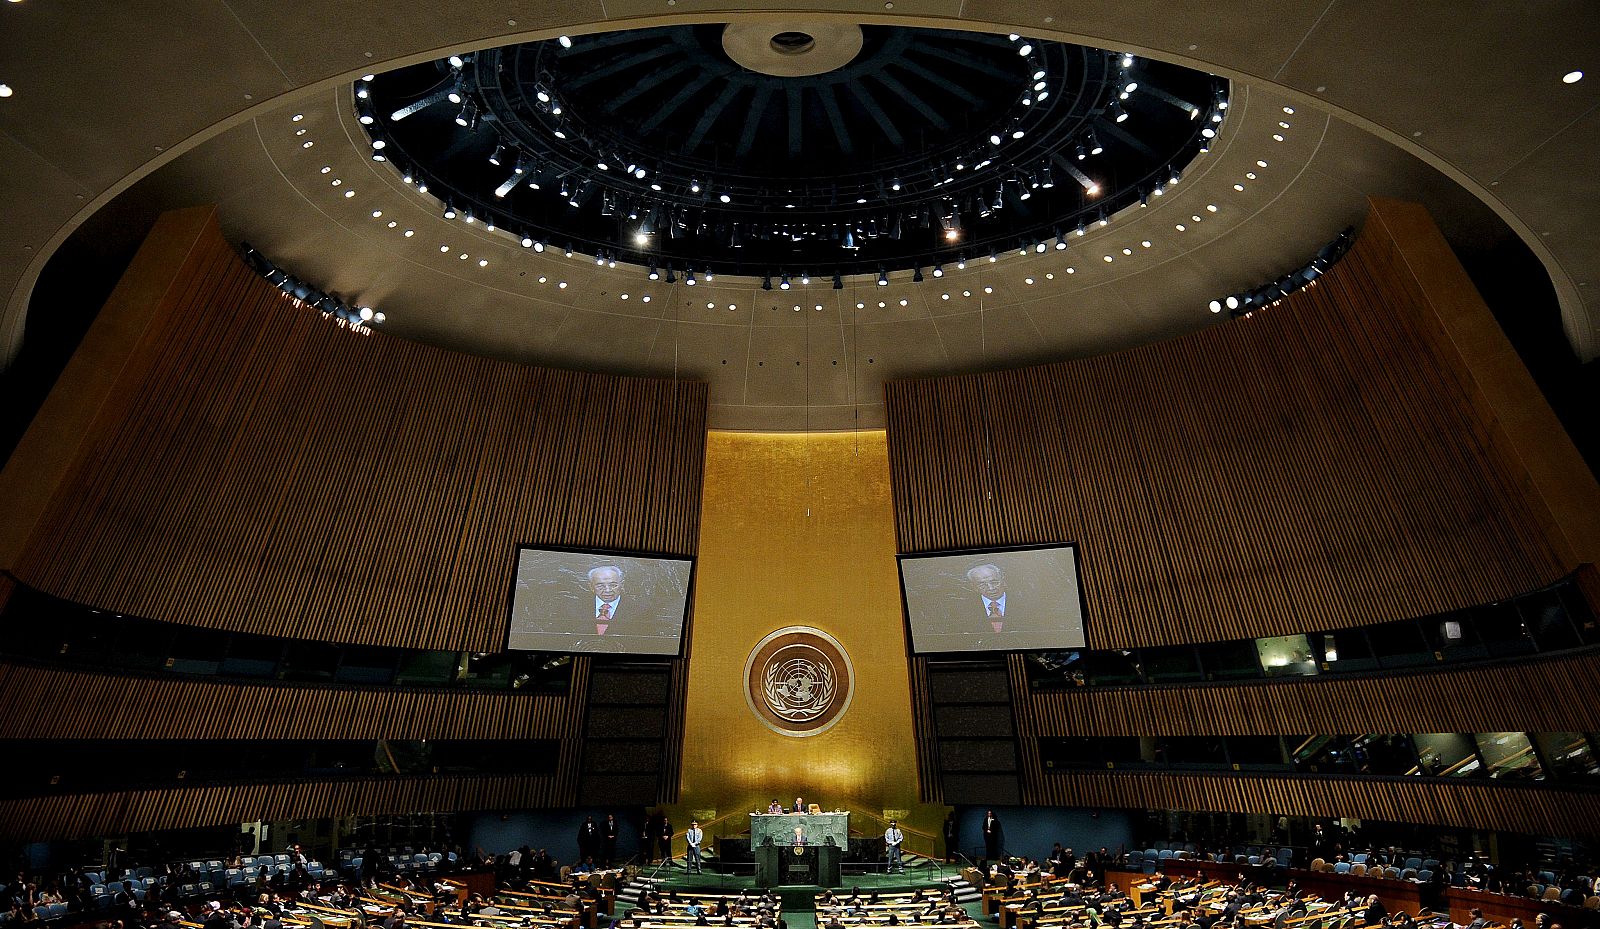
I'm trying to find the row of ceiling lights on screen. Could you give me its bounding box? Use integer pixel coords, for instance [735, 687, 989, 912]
[1208, 227, 1355, 316]
[358, 41, 1229, 273]
[292, 95, 1295, 311]
[298, 57, 1352, 335]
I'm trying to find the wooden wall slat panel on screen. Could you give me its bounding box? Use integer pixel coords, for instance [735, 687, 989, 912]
[0, 662, 580, 741]
[888, 210, 1586, 819]
[908, 656, 943, 804]
[1019, 650, 1600, 737]
[1032, 771, 1600, 838]
[11, 219, 708, 653]
[4, 214, 707, 814]
[885, 224, 1566, 650]
[0, 775, 566, 842]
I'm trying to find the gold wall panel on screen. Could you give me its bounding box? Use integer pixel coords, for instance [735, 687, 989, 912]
[673, 431, 946, 855]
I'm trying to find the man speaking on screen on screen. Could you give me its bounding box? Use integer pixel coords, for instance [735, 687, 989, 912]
[966, 563, 1013, 633]
[588, 565, 625, 635]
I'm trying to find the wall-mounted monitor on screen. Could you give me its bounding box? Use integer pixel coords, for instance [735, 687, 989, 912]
[506, 546, 693, 656]
[898, 543, 1088, 654]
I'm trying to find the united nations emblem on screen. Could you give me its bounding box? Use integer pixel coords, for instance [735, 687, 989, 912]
[743, 626, 854, 737]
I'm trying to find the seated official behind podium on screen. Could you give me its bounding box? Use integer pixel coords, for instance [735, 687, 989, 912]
[767, 799, 783, 814]
[792, 797, 805, 813]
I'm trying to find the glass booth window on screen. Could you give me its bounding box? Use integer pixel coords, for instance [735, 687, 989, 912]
[1521, 590, 1581, 651]
[1198, 638, 1262, 681]
[1428, 610, 1487, 662]
[1256, 634, 1318, 677]
[1289, 735, 1350, 774]
[1084, 649, 1145, 686]
[1474, 731, 1544, 780]
[1158, 736, 1230, 769]
[1413, 732, 1482, 777]
[1228, 736, 1290, 770]
[1141, 645, 1204, 684]
[1367, 619, 1434, 668]
[1347, 734, 1421, 776]
[1470, 601, 1539, 658]
[1309, 627, 1378, 672]
[1534, 732, 1600, 781]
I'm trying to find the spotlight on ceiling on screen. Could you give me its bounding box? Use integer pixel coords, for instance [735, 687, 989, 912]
[1563, 70, 1584, 84]
[648, 263, 660, 281]
[1225, 295, 1241, 310]
[832, 273, 844, 290]
[761, 274, 773, 291]
[912, 266, 924, 283]
[877, 268, 889, 286]
[558, 35, 573, 48]
[685, 269, 697, 286]
[1209, 300, 1223, 314]
[779, 273, 791, 290]
[1088, 131, 1104, 155]
[442, 204, 457, 220]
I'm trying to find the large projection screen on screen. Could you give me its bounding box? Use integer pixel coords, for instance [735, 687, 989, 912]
[899, 544, 1087, 654]
[506, 547, 693, 656]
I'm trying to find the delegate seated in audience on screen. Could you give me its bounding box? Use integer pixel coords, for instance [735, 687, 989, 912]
[1362, 894, 1388, 925]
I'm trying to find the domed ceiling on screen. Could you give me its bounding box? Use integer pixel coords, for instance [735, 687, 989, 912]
[6, 9, 1553, 433]
[360, 25, 1225, 278]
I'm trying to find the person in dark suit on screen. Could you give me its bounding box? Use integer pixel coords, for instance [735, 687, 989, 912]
[913, 561, 1061, 652]
[792, 797, 806, 813]
[657, 816, 674, 864]
[602, 814, 620, 866]
[982, 811, 1004, 864]
[641, 812, 662, 864]
[577, 816, 600, 864]
[943, 813, 960, 863]
[571, 564, 684, 653]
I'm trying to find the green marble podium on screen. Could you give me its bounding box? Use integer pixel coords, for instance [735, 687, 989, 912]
[749, 812, 849, 849]
[750, 813, 848, 887]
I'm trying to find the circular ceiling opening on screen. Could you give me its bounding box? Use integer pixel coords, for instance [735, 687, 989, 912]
[358, 25, 1228, 279]
[722, 22, 865, 77]
[771, 32, 816, 54]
